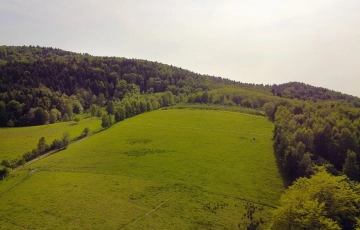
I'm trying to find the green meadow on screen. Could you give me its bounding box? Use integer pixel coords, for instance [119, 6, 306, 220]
[0, 109, 284, 229]
[0, 117, 102, 160]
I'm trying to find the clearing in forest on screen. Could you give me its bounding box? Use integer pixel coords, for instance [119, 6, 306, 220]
[0, 109, 284, 229]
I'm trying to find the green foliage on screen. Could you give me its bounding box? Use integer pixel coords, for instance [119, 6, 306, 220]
[74, 115, 81, 123]
[0, 166, 11, 178]
[49, 108, 61, 124]
[0, 117, 101, 160]
[37, 137, 49, 153]
[61, 131, 71, 149]
[343, 150, 359, 181]
[273, 100, 360, 182]
[101, 113, 114, 129]
[269, 167, 360, 230]
[50, 132, 71, 150]
[0, 46, 273, 127]
[272, 82, 357, 102]
[0, 101, 6, 126]
[297, 152, 314, 178]
[0, 157, 24, 169]
[80, 126, 90, 137]
[72, 101, 83, 114]
[34, 107, 50, 125]
[114, 106, 126, 122]
[61, 113, 69, 122]
[106, 101, 115, 115]
[241, 98, 252, 108]
[90, 104, 98, 117]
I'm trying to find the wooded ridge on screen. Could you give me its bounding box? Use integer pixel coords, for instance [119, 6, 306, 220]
[1, 45, 360, 185]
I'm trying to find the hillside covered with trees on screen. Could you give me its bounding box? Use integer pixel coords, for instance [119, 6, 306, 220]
[1, 45, 360, 187]
[2, 45, 360, 228]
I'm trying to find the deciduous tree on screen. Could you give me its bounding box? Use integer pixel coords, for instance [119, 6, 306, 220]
[343, 150, 359, 181]
[269, 167, 360, 230]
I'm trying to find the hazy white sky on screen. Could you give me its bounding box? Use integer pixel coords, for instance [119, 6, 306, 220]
[1, 0, 359, 96]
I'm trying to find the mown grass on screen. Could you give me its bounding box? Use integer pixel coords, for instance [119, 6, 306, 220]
[0, 117, 102, 161]
[0, 109, 284, 229]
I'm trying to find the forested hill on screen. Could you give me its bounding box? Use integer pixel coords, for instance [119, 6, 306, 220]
[0, 45, 272, 95]
[0, 45, 274, 126]
[272, 82, 358, 103]
[1, 46, 357, 103]
[0, 45, 218, 95]
[0, 45, 359, 126]
[2, 45, 360, 186]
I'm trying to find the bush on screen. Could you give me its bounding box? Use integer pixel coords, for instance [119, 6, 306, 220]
[74, 115, 81, 123]
[81, 127, 90, 137]
[0, 166, 11, 179]
[101, 114, 114, 129]
[51, 139, 63, 149]
[51, 132, 71, 150]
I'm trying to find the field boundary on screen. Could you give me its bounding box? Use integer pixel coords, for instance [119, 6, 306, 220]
[9, 135, 92, 176]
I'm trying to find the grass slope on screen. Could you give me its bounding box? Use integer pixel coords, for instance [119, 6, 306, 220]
[0, 109, 284, 229]
[0, 118, 102, 160]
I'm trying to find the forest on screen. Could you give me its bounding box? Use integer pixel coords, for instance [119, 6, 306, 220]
[1, 45, 360, 186]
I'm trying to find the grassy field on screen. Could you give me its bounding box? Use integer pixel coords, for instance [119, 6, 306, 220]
[169, 103, 265, 116]
[0, 117, 102, 161]
[0, 109, 284, 229]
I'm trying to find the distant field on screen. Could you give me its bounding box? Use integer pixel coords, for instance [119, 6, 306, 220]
[0, 118, 102, 160]
[0, 109, 284, 229]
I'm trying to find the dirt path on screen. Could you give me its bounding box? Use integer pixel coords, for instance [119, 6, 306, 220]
[0, 169, 38, 197]
[10, 136, 90, 175]
[120, 187, 187, 229]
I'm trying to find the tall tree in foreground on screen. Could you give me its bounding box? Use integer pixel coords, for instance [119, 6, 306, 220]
[269, 167, 360, 230]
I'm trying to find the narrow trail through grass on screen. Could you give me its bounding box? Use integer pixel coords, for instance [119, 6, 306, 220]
[0, 169, 38, 197]
[0, 117, 102, 160]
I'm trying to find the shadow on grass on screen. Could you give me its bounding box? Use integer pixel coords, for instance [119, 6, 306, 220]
[274, 156, 292, 188]
[272, 143, 292, 188]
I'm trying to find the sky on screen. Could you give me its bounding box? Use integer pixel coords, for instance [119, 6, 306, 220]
[1, 0, 359, 97]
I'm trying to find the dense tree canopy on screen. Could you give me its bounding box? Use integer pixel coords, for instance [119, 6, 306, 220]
[271, 82, 359, 104]
[270, 167, 360, 230]
[0, 46, 271, 126]
[271, 100, 360, 182]
[1, 46, 357, 128]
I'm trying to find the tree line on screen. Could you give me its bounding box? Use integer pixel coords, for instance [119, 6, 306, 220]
[0, 131, 72, 178]
[264, 99, 360, 183]
[0, 46, 273, 127]
[1, 46, 357, 127]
